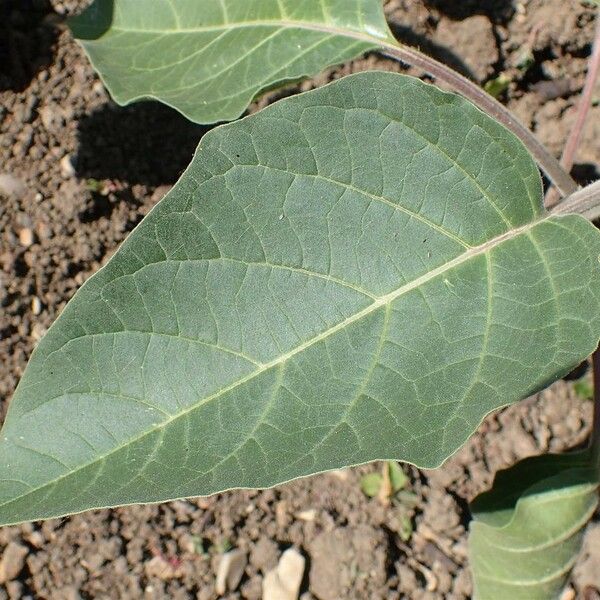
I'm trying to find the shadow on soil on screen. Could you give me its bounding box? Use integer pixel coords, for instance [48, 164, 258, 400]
[572, 163, 600, 188]
[425, 0, 515, 22]
[0, 0, 60, 92]
[387, 22, 478, 80]
[75, 101, 212, 187]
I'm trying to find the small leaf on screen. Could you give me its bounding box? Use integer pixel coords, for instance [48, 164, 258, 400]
[1, 72, 600, 525]
[388, 461, 408, 493]
[469, 451, 599, 600]
[360, 473, 383, 497]
[69, 0, 395, 123]
[484, 73, 510, 99]
[398, 513, 413, 541]
[573, 379, 593, 400]
[396, 491, 419, 505]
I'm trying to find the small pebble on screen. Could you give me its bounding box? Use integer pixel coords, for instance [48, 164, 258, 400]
[144, 555, 182, 580]
[60, 154, 76, 178]
[31, 322, 48, 342]
[36, 221, 52, 241]
[24, 531, 44, 549]
[275, 500, 289, 528]
[19, 228, 34, 248]
[0, 174, 26, 199]
[39, 104, 61, 131]
[560, 586, 576, 600]
[329, 469, 349, 481]
[263, 548, 305, 600]
[215, 549, 247, 595]
[31, 296, 42, 315]
[6, 580, 22, 600]
[0, 542, 29, 584]
[296, 509, 316, 522]
[92, 80, 105, 95]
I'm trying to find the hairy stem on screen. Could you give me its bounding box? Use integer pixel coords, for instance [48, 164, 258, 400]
[546, 16, 600, 208]
[551, 180, 600, 219]
[592, 348, 600, 466]
[376, 42, 579, 198]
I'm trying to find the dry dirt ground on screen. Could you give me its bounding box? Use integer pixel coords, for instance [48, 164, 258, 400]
[0, 0, 599, 598]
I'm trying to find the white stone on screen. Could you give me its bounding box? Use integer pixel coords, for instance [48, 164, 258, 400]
[263, 548, 305, 600]
[60, 154, 76, 178]
[215, 549, 247, 595]
[0, 542, 28, 584]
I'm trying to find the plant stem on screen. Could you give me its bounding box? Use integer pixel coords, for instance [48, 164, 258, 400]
[592, 348, 600, 466]
[551, 180, 600, 219]
[546, 15, 600, 208]
[376, 42, 579, 198]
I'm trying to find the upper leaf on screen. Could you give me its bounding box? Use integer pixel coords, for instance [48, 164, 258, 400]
[1, 72, 600, 525]
[69, 0, 395, 123]
[469, 451, 599, 600]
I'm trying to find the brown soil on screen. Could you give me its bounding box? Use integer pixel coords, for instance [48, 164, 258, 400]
[0, 0, 599, 598]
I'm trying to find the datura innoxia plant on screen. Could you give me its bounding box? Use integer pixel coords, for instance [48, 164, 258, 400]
[1, 1, 599, 598]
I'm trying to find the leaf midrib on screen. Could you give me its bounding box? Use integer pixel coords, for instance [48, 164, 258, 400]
[106, 19, 390, 39]
[0, 216, 548, 513]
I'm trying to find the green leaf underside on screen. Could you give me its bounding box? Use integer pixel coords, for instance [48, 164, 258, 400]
[1, 72, 600, 525]
[469, 452, 599, 600]
[69, 0, 395, 123]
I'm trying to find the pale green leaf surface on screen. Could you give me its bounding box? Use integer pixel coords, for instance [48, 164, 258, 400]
[389, 461, 408, 492]
[1, 72, 600, 525]
[360, 472, 382, 497]
[469, 452, 599, 600]
[69, 0, 395, 123]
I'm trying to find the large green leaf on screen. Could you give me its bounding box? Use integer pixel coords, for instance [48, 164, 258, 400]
[469, 451, 599, 599]
[69, 0, 395, 123]
[1, 72, 600, 525]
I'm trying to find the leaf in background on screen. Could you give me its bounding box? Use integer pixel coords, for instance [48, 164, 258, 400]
[1, 72, 600, 525]
[69, 0, 395, 124]
[469, 451, 599, 600]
